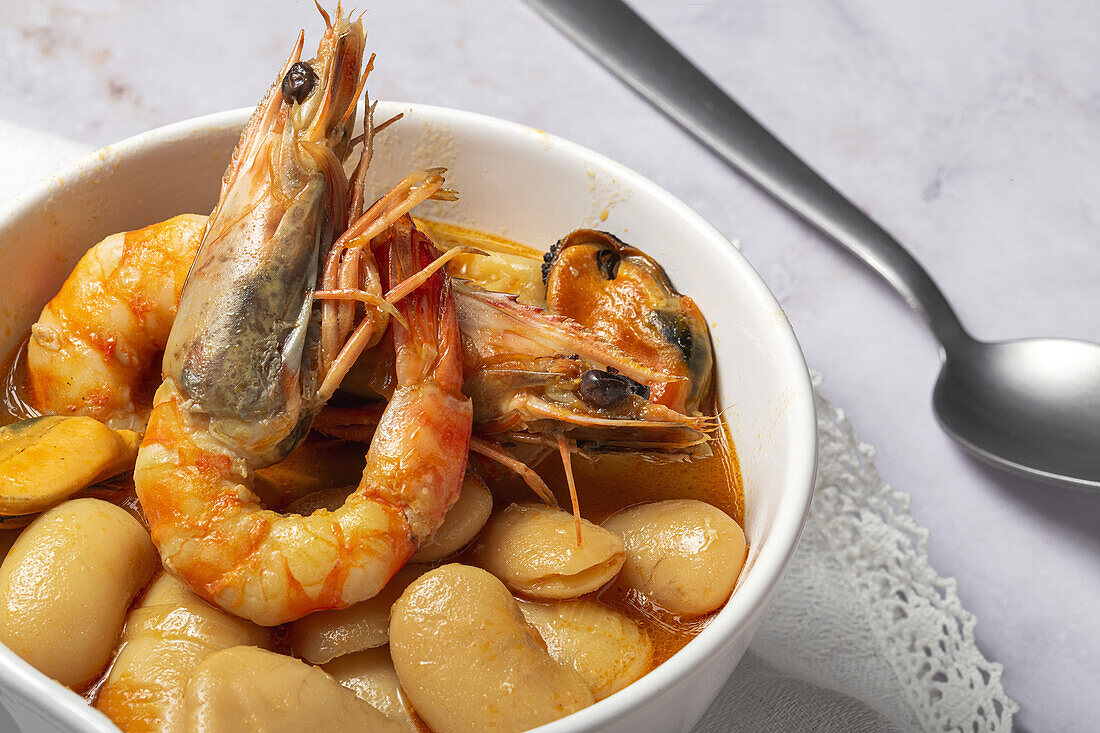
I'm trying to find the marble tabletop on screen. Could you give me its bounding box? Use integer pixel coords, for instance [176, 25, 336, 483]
[2, 1, 1098, 730]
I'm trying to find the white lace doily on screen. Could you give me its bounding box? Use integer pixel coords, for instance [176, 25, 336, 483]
[694, 375, 1018, 733]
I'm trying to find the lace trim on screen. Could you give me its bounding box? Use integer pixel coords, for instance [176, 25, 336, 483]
[811, 374, 1018, 732]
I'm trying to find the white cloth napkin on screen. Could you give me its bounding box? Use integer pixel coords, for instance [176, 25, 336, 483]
[698, 378, 1017, 733]
[0, 122, 1017, 733]
[0, 121, 89, 204]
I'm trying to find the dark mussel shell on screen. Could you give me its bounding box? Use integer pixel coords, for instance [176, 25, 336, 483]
[542, 230, 713, 414]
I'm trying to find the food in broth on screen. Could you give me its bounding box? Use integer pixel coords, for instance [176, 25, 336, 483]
[0, 7, 748, 731]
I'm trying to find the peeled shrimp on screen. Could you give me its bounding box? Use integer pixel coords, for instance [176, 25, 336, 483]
[26, 215, 207, 430]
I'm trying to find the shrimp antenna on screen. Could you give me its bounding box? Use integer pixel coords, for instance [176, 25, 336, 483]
[315, 0, 333, 28]
[339, 53, 374, 127]
[556, 434, 584, 546]
[384, 246, 485, 304]
[470, 437, 557, 506]
[285, 31, 306, 75]
[374, 112, 402, 133]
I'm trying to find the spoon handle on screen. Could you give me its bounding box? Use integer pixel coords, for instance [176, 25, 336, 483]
[526, 0, 969, 348]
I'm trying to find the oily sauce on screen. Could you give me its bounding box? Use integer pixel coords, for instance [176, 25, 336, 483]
[466, 392, 743, 669]
[0, 223, 746, 696]
[423, 220, 747, 667]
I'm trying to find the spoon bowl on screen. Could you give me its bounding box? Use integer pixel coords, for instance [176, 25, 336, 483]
[934, 337, 1100, 490]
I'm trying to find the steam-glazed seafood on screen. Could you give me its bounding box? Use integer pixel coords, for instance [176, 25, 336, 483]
[543, 229, 713, 415]
[26, 215, 207, 431]
[0, 6, 749, 732]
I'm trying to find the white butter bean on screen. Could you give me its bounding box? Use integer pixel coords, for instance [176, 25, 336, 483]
[324, 646, 418, 732]
[283, 486, 354, 516]
[0, 498, 157, 688]
[96, 573, 271, 732]
[474, 503, 624, 599]
[518, 598, 652, 700]
[288, 564, 427, 664]
[183, 646, 403, 732]
[602, 499, 746, 616]
[390, 564, 593, 732]
[411, 472, 493, 562]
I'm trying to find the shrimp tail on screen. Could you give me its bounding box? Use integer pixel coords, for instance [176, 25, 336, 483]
[389, 217, 464, 393]
[361, 217, 472, 543]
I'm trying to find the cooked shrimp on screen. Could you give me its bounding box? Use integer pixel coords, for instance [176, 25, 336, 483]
[411, 223, 717, 451]
[454, 280, 714, 454]
[133, 9, 469, 624]
[26, 215, 207, 430]
[331, 273, 712, 454]
[136, 6, 366, 616]
[137, 218, 469, 625]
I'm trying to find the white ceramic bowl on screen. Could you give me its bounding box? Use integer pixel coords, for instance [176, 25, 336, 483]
[0, 103, 816, 733]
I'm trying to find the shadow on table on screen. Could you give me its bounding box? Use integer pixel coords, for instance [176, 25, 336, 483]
[962, 453, 1100, 553]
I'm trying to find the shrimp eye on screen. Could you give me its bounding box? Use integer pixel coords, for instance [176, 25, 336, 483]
[281, 62, 317, 105]
[595, 248, 621, 280]
[578, 368, 649, 409]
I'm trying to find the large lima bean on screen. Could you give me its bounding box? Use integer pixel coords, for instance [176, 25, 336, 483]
[183, 646, 403, 733]
[519, 598, 652, 700]
[0, 498, 157, 688]
[96, 573, 272, 732]
[602, 499, 747, 616]
[474, 503, 625, 599]
[324, 646, 419, 732]
[390, 564, 594, 732]
[288, 564, 427, 665]
[411, 472, 492, 562]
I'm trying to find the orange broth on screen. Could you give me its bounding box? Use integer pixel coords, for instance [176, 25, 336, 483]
[0, 222, 745, 689]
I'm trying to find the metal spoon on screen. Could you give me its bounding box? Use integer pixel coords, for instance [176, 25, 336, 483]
[527, 0, 1100, 491]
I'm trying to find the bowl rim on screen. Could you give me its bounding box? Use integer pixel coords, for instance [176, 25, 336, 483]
[0, 103, 817, 733]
